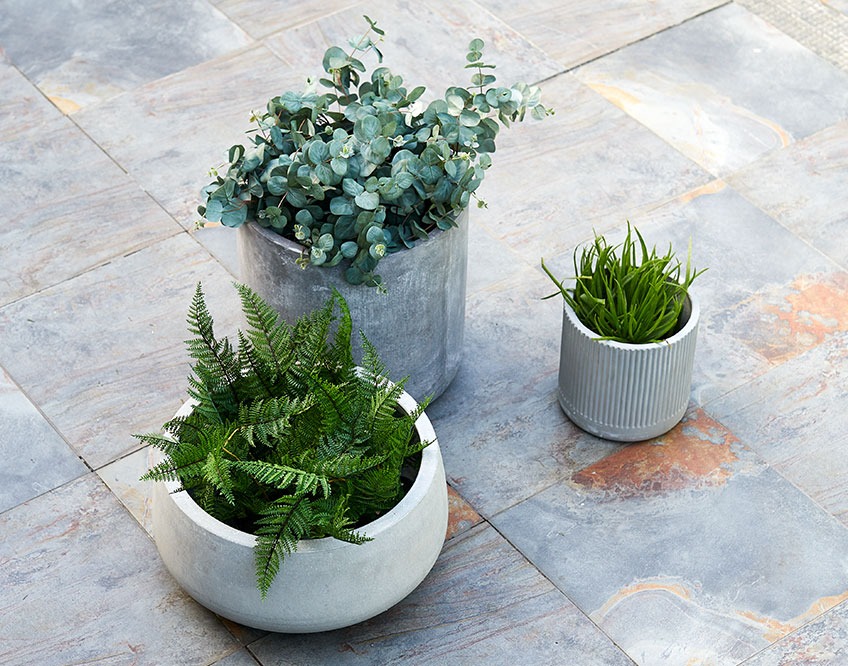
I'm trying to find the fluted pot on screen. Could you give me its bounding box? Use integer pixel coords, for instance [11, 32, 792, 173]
[152, 389, 448, 633]
[557, 293, 700, 442]
[237, 210, 469, 402]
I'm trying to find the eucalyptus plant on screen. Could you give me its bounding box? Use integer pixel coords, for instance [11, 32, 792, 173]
[199, 16, 551, 287]
[137, 283, 430, 597]
[541, 224, 706, 344]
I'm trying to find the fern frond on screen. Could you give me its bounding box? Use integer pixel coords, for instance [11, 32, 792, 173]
[254, 495, 313, 598]
[236, 396, 314, 448]
[132, 431, 178, 455]
[186, 282, 241, 409]
[202, 449, 236, 505]
[232, 460, 331, 498]
[235, 283, 293, 381]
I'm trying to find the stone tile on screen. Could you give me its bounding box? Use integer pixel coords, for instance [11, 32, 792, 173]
[0, 0, 252, 113]
[427, 264, 623, 516]
[492, 413, 848, 664]
[0, 234, 242, 469]
[211, 647, 261, 665]
[0, 367, 87, 514]
[0, 474, 238, 664]
[97, 445, 158, 535]
[249, 524, 633, 665]
[573, 3, 848, 177]
[445, 484, 483, 539]
[263, 0, 562, 98]
[0, 174, 181, 305]
[0, 52, 62, 137]
[743, 599, 848, 665]
[709, 333, 848, 526]
[727, 120, 848, 270]
[214, 0, 361, 40]
[475, 0, 724, 69]
[619, 182, 841, 404]
[72, 44, 301, 244]
[737, 0, 848, 71]
[475, 73, 712, 266]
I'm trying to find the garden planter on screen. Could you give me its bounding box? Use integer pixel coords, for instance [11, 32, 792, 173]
[151, 390, 448, 633]
[557, 293, 700, 442]
[237, 209, 469, 402]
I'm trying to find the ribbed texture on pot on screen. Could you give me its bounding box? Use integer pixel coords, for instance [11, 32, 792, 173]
[557, 295, 700, 442]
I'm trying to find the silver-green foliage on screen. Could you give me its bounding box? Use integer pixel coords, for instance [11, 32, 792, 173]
[199, 16, 552, 287]
[541, 224, 706, 344]
[137, 283, 431, 597]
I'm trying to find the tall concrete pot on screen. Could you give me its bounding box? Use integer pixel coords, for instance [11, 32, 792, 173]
[557, 293, 700, 442]
[152, 390, 448, 633]
[237, 210, 469, 402]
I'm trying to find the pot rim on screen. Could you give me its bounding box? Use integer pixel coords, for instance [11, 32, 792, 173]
[162, 383, 440, 552]
[562, 290, 700, 350]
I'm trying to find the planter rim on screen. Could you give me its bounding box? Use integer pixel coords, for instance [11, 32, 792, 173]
[561, 290, 700, 350]
[163, 384, 439, 552]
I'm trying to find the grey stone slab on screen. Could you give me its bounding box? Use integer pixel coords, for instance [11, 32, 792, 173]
[0, 367, 87, 514]
[709, 332, 848, 526]
[574, 3, 848, 177]
[492, 419, 848, 665]
[211, 648, 261, 666]
[618, 182, 840, 404]
[0, 173, 181, 305]
[743, 599, 848, 664]
[249, 524, 633, 665]
[475, 0, 725, 69]
[215, 0, 360, 40]
[426, 263, 622, 516]
[72, 43, 301, 241]
[727, 120, 848, 271]
[737, 0, 848, 71]
[97, 445, 157, 535]
[262, 0, 562, 98]
[0, 233, 242, 469]
[0, 0, 252, 113]
[474, 73, 712, 266]
[0, 473, 239, 665]
[0, 116, 127, 222]
[0, 52, 62, 137]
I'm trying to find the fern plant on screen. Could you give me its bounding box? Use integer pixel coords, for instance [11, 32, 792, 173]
[541, 224, 706, 344]
[137, 283, 431, 597]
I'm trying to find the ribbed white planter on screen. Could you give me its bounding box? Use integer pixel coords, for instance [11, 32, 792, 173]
[151, 390, 448, 633]
[237, 210, 469, 401]
[557, 293, 700, 442]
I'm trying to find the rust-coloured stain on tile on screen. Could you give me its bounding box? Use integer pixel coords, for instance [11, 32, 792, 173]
[446, 484, 483, 540]
[572, 410, 739, 497]
[737, 589, 848, 643]
[753, 273, 848, 364]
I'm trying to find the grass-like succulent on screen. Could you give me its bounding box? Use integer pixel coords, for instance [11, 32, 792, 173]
[198, 16, 551, 287]
[542, 224, 706, 344]
[137, 283, 430, 597]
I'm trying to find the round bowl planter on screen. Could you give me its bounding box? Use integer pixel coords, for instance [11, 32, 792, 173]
[557, 293, 700, 442]
[237, 209, 469, 402]
[151, 390, 448, 633]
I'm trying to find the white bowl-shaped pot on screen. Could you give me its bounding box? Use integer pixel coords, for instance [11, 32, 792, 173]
[237, 209, 469, 401]
[557, 293, 700, 442]
[152, 389, 448, 633]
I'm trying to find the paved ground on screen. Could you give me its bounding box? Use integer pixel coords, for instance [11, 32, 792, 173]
[2, 1, 848, 664]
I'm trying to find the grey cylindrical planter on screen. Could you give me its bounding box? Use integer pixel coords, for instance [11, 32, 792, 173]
[557, 293, 700, 442]
[237, 210, 469, 402]
[152, 390, 448, 633]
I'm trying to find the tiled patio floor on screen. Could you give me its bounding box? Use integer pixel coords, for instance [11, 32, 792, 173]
[2, 1, 847, 664]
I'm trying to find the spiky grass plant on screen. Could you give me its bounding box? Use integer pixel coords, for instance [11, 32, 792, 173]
[542, 224, 706, 344]
[137, 283, 430, 597]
